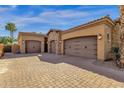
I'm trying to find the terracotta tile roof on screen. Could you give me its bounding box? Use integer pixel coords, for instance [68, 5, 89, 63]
[18, 32, 47, 40]
[18, 16, 115, 39]
[62, 16, 115, 34]
[19, 32, 47, 37]
[114, 18, 120, 24]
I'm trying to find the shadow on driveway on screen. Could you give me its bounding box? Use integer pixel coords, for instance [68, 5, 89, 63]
[2, 53, 124, 83]
[39, 53, 124, 83]
[1, 53, 42, 59]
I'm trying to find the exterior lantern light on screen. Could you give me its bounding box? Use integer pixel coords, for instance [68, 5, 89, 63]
[59, 40, 62, 43]
[22, 40, 25, 44]
[98, 33, 102, 40]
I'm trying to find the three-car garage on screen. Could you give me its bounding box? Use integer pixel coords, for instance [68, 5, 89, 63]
[18, 16, 114, 61]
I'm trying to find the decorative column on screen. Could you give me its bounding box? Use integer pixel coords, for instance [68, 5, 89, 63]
[120, 5, 124, 63]
[61, 40, 64, 55]
[48, 41, 50, 53]
[41, 41, 44, 53]
[22, 40, 26, 53]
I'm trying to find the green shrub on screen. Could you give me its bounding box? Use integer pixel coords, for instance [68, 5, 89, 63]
[111, 47, 121, 60]
[0, 36, 13, 45]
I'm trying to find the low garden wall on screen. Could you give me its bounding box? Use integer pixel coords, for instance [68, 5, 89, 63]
[4, 45, 12, 52]
[0, 44, 4, 58]
[12, 44, 20, 54]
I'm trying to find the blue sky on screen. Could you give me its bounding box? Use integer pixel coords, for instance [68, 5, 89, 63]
[0, 5, 119, 38]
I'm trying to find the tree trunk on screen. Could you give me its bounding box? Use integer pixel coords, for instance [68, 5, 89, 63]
[10, 31, 13, 43]
[120, 6, 124, 63]
[10, 31, 13, 38]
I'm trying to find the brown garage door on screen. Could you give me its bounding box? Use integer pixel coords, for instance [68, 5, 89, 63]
[26, 40, 41, 53]
[50, 40, 56, 53]
[64, 36, 97, 59]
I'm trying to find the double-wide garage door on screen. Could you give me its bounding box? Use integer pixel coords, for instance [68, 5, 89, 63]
[26, 40, 41, 53]
[64, 36, 97, 59]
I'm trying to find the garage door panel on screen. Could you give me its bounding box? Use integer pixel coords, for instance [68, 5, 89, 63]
[64, 36, 97, 59]
[26, 40, 41, 53]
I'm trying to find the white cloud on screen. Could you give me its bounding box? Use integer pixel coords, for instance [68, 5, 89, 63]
[40, 10, 89, 18]
[0, 6, 17, 12]
[0, 6, 119, 33]
[12, 9, 90, 27]
[0, 7, 10, 12]
[1, 9, 88, 28]
[10, 5, 17, 9]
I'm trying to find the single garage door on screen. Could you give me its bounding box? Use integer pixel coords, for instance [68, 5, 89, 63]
[64, 36, 97, 59]
[26, 40, 41, 53]
[50, 40, 56, 53]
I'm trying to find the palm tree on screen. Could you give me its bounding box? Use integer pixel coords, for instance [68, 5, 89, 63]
[5, 22, 17, 41]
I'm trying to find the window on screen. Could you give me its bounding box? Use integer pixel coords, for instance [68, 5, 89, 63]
[107, 33, 110, 42]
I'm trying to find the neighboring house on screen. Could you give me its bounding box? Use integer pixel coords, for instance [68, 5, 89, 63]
[18, 16, 120, 61]
[18, 32, 47, 53]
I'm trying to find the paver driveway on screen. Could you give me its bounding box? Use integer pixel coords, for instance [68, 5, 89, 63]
[0, 53, 124, 88]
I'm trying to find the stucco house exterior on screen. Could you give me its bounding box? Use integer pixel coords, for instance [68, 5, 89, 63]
[47, 16, 117, 61]
[18, 32, 47, 53]
[111, 18, 120, 48]
[18, 16, 121, 61]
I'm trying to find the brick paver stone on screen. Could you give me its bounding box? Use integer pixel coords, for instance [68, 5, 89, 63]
[0, 55, 124, 88]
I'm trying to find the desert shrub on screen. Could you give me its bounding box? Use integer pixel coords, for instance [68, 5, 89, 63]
[111, 47, 120, 60]
[0, 37, 13, 45]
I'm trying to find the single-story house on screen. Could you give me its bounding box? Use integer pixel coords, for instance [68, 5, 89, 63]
[47, 16, 120, 61]
[18, 16, 120, 61]
[18, 32, 47, 53]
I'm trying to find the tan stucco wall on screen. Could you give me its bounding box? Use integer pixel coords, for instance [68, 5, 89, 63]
[112, 22, 120, 48]
[18, 18, 114, 61]
[47, 31, 61, 54]
[18, 35, 45, 53]
[104, 24, 112, 60]
[61, 23, 112, 61]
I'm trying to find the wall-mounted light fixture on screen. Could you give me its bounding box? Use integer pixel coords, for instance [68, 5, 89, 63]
[59, 40, 62, 43]
[22, 40, 25, 44]
[98, 33, 102, 40]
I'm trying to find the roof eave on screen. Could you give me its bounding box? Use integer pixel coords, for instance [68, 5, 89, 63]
[62, 16, 115, 34]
